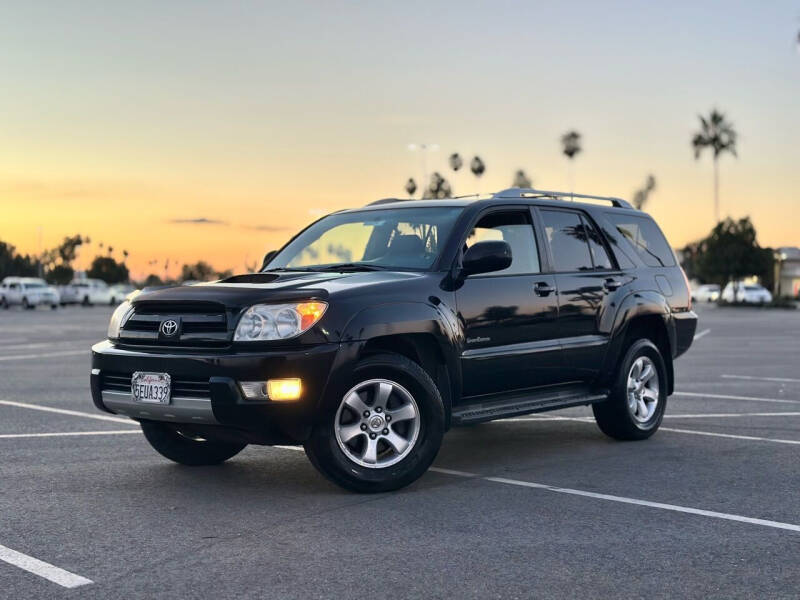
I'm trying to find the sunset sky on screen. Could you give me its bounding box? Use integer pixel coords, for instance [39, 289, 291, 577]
[2, 1, 799, 279]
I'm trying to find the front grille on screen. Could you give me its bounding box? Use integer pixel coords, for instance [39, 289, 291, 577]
[120, 301, 229, 346]
[101, 372, 211, 399]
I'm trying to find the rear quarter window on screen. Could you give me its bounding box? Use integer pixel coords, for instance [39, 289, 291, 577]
[605, 213, 675, 268]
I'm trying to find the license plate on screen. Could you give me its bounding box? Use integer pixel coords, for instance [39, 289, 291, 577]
[131, 372, 171, 404]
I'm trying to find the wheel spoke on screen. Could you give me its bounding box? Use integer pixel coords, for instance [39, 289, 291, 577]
[387, 403, 416, 422]
[639, 364, 656, 383]
[383, 430, 409, 455]
[637, 398, 649, 419]
[361, 437, 379, 464]
[374, 381, 393, 408]
[338, 423, 364, 444]
[343, 391, 369, 415]
[630, 359, 643, 380]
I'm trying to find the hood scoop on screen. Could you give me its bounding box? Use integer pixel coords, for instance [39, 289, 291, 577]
[220, 273, 281, 284]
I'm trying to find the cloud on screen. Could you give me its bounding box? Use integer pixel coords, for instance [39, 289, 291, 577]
[168, 218, 227, 225]
[242, 224, 290, 232]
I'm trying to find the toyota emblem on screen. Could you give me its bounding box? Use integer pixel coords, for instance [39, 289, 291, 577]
[160, 319, 179, 337]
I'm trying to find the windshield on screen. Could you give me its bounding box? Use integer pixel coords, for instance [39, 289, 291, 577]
[267, 206, 463, 271]
[24, 282, 46, 288]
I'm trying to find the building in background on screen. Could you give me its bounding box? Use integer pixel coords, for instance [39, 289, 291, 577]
[774, 247, 800, 299]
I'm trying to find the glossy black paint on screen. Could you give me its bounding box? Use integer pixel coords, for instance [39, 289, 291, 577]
[91, 195, 697, 444]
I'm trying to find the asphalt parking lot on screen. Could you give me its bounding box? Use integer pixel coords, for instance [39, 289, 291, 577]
[1, 304, 799, 598]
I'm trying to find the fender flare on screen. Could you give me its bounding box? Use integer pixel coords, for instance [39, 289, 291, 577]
[320, 301, 461, 420]
[598, 290, 675, 391]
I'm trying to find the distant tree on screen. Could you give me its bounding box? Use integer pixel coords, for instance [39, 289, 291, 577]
[561, 130, 582, 192]
[87, 256, 129, 284]
[180, 261, 217, 282]
[692, 217, 773, 301]
[422, 172, 452, 199]
[45, 264, 74, 285]
[404, 178, 417, 197]
[449, 153, 463, 172]
[122, 249, 129, 262]
[0, 241, 39, 278]
[692, 109, 737, 223]
[143, 273, 163, 287]
[216, 269, 234, 280]
[512, 169, 532, 188]
[632, 174, 657, 210]
[470, 156, 485, 178]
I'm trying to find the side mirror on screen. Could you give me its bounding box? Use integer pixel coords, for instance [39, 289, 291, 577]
[260, 250, 278, 271]
[462, 241, 512, 276]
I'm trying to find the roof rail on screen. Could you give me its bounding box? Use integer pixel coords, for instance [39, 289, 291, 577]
[366, 197, 409, 206]
[492, 188, 634, 210]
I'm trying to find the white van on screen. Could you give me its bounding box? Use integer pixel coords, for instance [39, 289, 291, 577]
[0, 277, 60, 309]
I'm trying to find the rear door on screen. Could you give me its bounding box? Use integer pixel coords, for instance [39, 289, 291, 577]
[537, 208, 622, 382]
[456, 208, 561, 398]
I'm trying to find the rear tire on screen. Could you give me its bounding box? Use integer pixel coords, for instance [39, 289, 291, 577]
[140, 421, 247, 465]
[1, 297, 8, 309]
[304, 353, 445, 493]
[593, 339, 667, 441]
[82, 295, 91, 306]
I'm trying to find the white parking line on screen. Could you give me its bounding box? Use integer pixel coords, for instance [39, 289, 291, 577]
[673, 391, 800, 405]
[426, 468, 800, 533]
[0, 400, 134, 424]
[721, 374, 800, 384]
[659, 427, 800, 446]
[665, 412, 800, 419]
[693, 328, 711, 340]
[0, 543, 93, 588]
[0, 350, 87, 362]
[0, 430, 140, 440]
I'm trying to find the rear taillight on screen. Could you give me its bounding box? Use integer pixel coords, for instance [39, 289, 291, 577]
[680, 268, 692, 311]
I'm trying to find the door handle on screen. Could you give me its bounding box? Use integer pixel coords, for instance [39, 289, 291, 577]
[604, 278, 622, 291]
[534, 282, 555, 296]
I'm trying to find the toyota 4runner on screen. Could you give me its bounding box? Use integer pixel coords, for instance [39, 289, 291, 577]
[90, 188, 697, 492]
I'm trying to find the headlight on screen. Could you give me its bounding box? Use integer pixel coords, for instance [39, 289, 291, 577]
[234, 301, 327, 342]
[107, 300, 134, 339]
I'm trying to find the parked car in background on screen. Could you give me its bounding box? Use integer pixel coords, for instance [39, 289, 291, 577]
[70, 279, 113, 306]
[0, 277, 59, 309]
[722, 282, 773, 304]
[109, 284, 136, 305]
[58, 284, 80, 305]
[692, 284, 720, 303]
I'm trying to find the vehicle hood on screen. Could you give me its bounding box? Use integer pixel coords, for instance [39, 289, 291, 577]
[130, 270, 427, 310]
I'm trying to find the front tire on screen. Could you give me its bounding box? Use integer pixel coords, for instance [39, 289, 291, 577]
[140, 421, 247, 465]
[304, 353, 445, 493]
[593, 339, 667, 441]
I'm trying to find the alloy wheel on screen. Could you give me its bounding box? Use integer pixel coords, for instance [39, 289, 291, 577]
[627, 356, 659, 423]
[334, 378, 420, 468]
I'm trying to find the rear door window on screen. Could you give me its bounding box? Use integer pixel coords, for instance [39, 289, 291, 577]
[540, 210, 594, 272]
[605, 213, 675, 267]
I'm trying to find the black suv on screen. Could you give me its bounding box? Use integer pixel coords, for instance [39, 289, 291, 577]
[90, 188, 697, 492]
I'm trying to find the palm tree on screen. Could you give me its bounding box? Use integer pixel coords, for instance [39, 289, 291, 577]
[561, 130, 582, 193]
[632, 174, 656, 210]
[470, 156, 485, 193]
[404, 178, 417, 198]
[512, 169, 532, 188]
[692, 109, 737, 223]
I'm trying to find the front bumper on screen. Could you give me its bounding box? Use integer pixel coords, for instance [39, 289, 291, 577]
[90, 340, 341, 443]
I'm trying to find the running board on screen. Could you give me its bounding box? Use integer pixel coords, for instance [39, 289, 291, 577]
[451, 386, 608, 425]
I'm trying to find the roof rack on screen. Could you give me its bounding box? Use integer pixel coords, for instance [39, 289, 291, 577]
[367, 197, 408, 206]
[492, 188, 634, 210]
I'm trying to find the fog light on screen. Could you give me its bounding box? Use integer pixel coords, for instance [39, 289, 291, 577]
[239, 381, 269, 400]
[267, 378, 302, 401]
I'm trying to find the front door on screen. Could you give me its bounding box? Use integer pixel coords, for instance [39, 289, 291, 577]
[456, 209, 561, 398]
[538, 208, 620, 381]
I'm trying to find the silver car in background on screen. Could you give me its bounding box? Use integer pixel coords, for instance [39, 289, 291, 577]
[0, 277, 60, 309]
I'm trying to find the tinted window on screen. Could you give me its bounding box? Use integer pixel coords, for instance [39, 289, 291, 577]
[584, 219, 613, 269]
[606, 214, 675, 267]
[465, 211, 540, 275]
[541, 210, 594, 272]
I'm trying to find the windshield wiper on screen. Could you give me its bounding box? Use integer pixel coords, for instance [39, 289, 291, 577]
[262, 267, 317, 272]
[310, 263, 388, 272]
